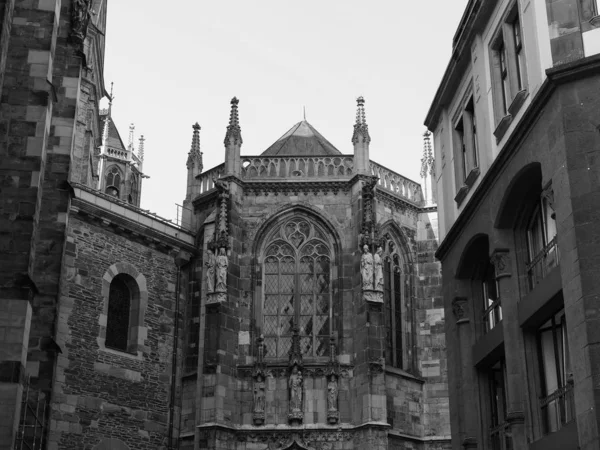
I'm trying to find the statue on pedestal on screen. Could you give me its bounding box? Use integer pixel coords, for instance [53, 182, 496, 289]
[205, 249, 215, 293]
[215, 247, 228, 293]
[361, 244, 374, 290]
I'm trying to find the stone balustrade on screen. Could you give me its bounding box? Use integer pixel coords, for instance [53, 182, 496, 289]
[241, 156, 355, 179]
[195, 163, 225, 195]
[370, 160, 423, 204]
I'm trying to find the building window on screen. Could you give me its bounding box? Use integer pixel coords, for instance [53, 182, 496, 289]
[129, 173, 139, 205]
[488, 360, 512, 450]
[105, 166, 121, 197]
[106, 275, 132, 351]
[482, 261, 502, 332]
[526, 192, 558, 289]
[263, 219, 331, 359]
[538, 310, 574, 435]
[99, 263, 147, 358]
[491, 7, 528, 123]
[384, 252, 405, 368]
[453, 95, 479, 194]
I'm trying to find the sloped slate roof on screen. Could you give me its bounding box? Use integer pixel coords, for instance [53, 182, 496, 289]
[261, 121, 342, 156]
[99, 112, 127, 151]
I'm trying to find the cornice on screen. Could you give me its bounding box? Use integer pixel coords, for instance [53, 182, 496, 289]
[435, 54, 600, 261]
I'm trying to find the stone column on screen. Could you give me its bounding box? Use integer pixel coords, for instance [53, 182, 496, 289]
[452, 297, 480, 450]
[490, 249, 527, 449]
[0, 300, 32, 450]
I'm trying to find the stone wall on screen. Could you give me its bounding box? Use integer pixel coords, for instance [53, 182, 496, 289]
[48, 215, 183, 449]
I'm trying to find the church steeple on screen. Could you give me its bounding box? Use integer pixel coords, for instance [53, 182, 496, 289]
[224, 97, 242, 176]
[352, 96, 371, 174]
[186, 123, 203, 201]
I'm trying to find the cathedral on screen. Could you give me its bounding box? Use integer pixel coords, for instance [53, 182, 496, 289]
[0, 1, 450, 449]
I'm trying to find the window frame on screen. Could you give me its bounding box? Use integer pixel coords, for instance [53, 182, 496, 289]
[383, 251, 406, 369]
[526, 193, 558, 289]
[482, 261, 502, 333]
[452, 91, 480, 200]
[261, 218, 333, 360]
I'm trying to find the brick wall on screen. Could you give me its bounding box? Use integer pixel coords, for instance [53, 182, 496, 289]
[48, 215, 182, 449]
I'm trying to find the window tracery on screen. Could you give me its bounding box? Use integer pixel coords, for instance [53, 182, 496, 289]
[105, 166, 122, 197]
[262, 218, 331, 359]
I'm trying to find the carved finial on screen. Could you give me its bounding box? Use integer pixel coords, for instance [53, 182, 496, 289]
[420, 130, 434, 178]
[128, 123, 135, 152]
[187, 122, 202, 170]
[352, 96, 371, 144]
[108, 82, 114, 116]
[138, 135, 145, 162]
[224, 97, 242, 146]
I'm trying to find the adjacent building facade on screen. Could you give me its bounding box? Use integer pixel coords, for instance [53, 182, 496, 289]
[425, 0, 600, 449]
[1, 1, 453, 450]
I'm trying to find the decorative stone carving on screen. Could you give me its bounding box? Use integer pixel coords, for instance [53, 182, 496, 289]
[215, 247, 228, 292]
[253, 335, 267, 425]
[205, 249, 215, 293]
[288, 327, 304, 424]
[368, 357, 385, 375]
[206, 179, 230, 304]
[490, 249, 511, 279]
[452, 297, 469, 324]
[70, 0, 93, 48]
[325, 338, 339, 424]
[361, 245, 374, 290]
[374, 246, 384, 292]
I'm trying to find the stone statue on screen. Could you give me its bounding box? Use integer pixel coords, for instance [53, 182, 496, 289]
[289, 366, 303, 414]
[360, 244, 374, 290]
[215, 247, 228, 292]
[205, 249, 215, 293]
[71, 0, 92, 43]
[374, 246, 384, 292]
[327, 375, 338, 412]
[253, 374, 266, 413]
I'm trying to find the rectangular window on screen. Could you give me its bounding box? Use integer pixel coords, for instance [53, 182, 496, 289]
[537, 311, 574, 435]
[490, 6, 528, 125]
[526, 194, 559, 289]
[487, 360, 512, 450]
[483, 262, 502, 332]
[452, 95, 479, 196]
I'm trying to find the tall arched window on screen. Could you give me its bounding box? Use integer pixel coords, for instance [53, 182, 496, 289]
[105, 274, 131, 351]
[105, 166, 121, 197]
[381, 236, 407, 369]
[262, 218, 332, 359]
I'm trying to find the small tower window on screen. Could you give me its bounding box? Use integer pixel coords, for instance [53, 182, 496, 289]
[105, 275, 131, 351]
[105, 166, 122, 197]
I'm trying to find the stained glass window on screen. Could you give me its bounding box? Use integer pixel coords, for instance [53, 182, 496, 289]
[106, 275, 131, 351]
[383, 243, 405, 369]
[263, 219, 331, 358]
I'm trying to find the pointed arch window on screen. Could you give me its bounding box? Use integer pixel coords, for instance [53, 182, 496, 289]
[105, 166, 121, 197]
[382, 238, 407, 369]
[262, 218, 331, 359]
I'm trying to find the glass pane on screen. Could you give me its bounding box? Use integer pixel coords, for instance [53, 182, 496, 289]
[263, 316, 278, 336]
[300, 336, 312, 355]
[299, 256, 312, 273]
[264, 337, 276, 357]
[299, 315, 313, 335]
[316, 295, 329, 314]
[316, 336, 329, 356]
[279, 316, 294, 335]
[314, 315, 329, 335]
[281, 257, 295, 273]
[106, 278, 131, 351]
[280, 295, 294, 315]
[264, 257, 278, 274]
[300, 295, 313, 314]
[278, 337, 292, 358]
[300, 274, 314, 293]
[264, 295, 278, 314]
[265, 275, 278, 294]
[280, 275, 295, 294]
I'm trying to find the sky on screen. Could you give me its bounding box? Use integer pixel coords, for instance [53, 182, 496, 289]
[103, 0, 469, 222]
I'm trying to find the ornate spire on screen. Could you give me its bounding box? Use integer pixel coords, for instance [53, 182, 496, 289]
[224, 97, 242, 146]
[186, 122, 202, 170]
[420, 131, 434, 178]
[128, 123, 135, 152]
[138, 135, 145, 162]
[352, 96, 371, 144]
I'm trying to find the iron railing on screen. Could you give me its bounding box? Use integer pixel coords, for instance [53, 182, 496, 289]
[526, 236, 559, 290]
[15, 377, 47, 450]
[490, 421, 512, 450]
[540, 380, 575, 435]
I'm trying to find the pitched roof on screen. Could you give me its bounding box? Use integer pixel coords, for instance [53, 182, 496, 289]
[261, 121, 342, 156]
[99, 111, 127, 151]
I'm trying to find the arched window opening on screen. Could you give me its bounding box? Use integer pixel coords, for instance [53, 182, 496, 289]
[382, 238, 405, 369]
[526, 192, 558, 289]
[106, 275, 131, 351]
[105, 166, 122, 198]
[482, 262, 501, 332]
[263, 218, 331, 359]
[129, 173, 139, 205]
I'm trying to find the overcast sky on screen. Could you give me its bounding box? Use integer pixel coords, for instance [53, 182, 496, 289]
[103, 0, 468, 221]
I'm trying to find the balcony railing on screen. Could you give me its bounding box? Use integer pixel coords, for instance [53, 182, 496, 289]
[370, 161, 423, 204]
[195, 163, 225, 196]
[490, 421, 512, 450]
[540, 380, 575, 435]
[241, 155, 355, 179]
[483, 299, 503, 333]
[526, 236, 560, 290]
